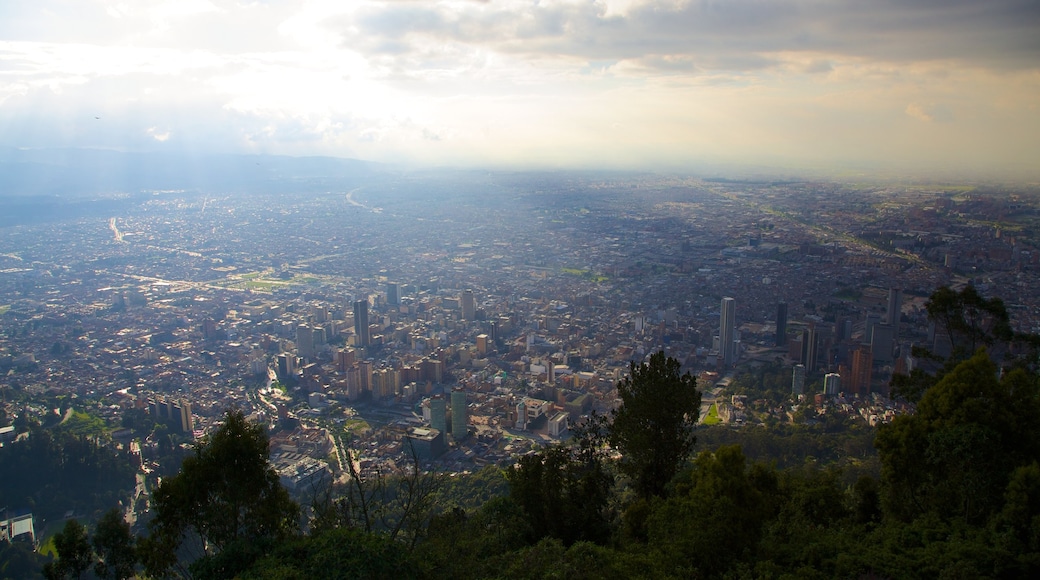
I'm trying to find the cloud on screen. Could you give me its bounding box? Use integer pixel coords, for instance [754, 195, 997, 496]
[147, 126, 171, 141]
[905, 102, 953, 123]
[325, 0, 1040, 74]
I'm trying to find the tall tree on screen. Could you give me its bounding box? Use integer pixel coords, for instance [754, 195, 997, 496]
[43, 519, 93, 580]
[609, 351, 701, 499]
[140, 410, 299, 578]
[92, 508, 136, 580]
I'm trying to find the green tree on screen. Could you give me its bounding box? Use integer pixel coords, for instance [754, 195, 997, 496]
[507, 443, 612, 546]
[92, 508, 136, 580]
[609, 351, 701, 499]
[140, 410, 299, 578]
[877, 350, 1040, 524]
[892, 285, 1021, 403]
[43, 519, 93, 580]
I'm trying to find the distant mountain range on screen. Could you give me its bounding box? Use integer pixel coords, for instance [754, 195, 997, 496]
[0, 148, 374, 199]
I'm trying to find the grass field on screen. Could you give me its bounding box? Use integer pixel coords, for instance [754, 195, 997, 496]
[703, 403, 721, 426]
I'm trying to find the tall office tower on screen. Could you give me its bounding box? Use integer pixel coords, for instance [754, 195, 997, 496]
[461, 289, 476, 321]
[720, 297, 736, 366]
[887, 287, 903, 342]
[792, 364, 806, 395]
[775, 302, 788, 347]
[823, 373, 841, 396]
[850, 345, 873, 396]
[276, 352, 295, 380]
[296, 324, 315, 358]
[800, 325, 819, 373]
[358, 360, 373, 394]
[430, 395, 447, 434]
[353, 299, 370, 348]
[386, 282, 399, 307]
[865, 313, 881, 343]
[451, 387, 467, 438]
[871, 324, 895, 364]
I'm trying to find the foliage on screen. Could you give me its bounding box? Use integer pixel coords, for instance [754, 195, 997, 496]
[610, 351, 701, 499]
[0, 427, 136, 523]
[92, 508, 136, 580]
[140, 410, 299, 578]
[507, 442, 612, 546]
[43, 519, 92, 580]
[877, 349, 1040, 524]
[237, 527, 419, 580]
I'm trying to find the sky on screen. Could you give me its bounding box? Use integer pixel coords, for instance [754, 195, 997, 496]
[1, 0, 1039, 177]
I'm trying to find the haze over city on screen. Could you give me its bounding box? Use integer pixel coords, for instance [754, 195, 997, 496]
[2, 0, 1039, 177]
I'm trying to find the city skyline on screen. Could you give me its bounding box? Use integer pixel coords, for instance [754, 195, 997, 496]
[1, 1, 1038, 178]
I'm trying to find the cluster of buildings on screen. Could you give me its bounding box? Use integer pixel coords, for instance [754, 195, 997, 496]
[0, 174, 1038, 479]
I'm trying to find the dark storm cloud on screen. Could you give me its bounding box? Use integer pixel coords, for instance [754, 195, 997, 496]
[330, 0, 1040, 71]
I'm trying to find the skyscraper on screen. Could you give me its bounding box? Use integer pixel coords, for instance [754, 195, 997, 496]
[792, 364, 806, 395]
[887, 287, 903, 342]
[386, 282, 399, 307]
[430, 395, 447, 434]
[775, 302, 788, 347]
[353, 299, 370, 348]
[850, 345, 873, 396]
[296, 324, 314, 359]
[461, 289, 476, 321]
[720, 297, 736, 366]
[451, 387, 467, 439]
[823, 373, 841, 396]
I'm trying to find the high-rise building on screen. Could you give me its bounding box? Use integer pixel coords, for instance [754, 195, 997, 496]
[775, 302, 788, 347]
[353, 299, 370, 348]
[850, 345, 873, 396]
[802, 325, 819, 373]
[792, 364, 806, 395]
[720, 297, 736, 366]
[386, 282, 400, 307]
[823, 373, 841, 396]
[451, 387, 467, 438]
[887, 287, 903, 342]
[430, 395, 447, 434]
[871, 324, 895, 364]
[296, 324, 314, 358]
[461, 289, 476, 321]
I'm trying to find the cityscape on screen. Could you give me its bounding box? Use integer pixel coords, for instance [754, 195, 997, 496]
[3, 0, 1040, 576]
[3, 160, 1039, 504]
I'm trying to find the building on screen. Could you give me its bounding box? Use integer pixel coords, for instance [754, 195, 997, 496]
[405, 427, 445, 460]
[386, 282, 399, 307]
[801, 325, 819, 373]
[720, 297, 736, 367]
[276, 352, 296, 380]
[353, 299, 370, 348]
[461, 289, 476, 322]
[775, 302, 788, 347]
[296, 324, 315, 359]
[850, 345, 873, 396]
[871, 324, 895, 364]
[791, 364, 806, 396]
[887, 287, 903, 342]
[429, 395, 447, 434]
[476, 334, 489, 356]
[824, 372, 841, 396]
[0, 513, 35, 545]
[451, 387, 467, 439]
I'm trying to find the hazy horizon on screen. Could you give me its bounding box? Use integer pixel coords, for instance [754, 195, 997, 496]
[2, 1, 1039, 179]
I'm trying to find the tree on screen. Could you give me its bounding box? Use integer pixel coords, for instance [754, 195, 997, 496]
[609, 351, 701, 499]
[140, 410, 299, 578]
[44, 519, 93, 580]
[893, 285, 1018, 403]
[877, 349, 1040, 524]
[92, 508, 136, 580]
